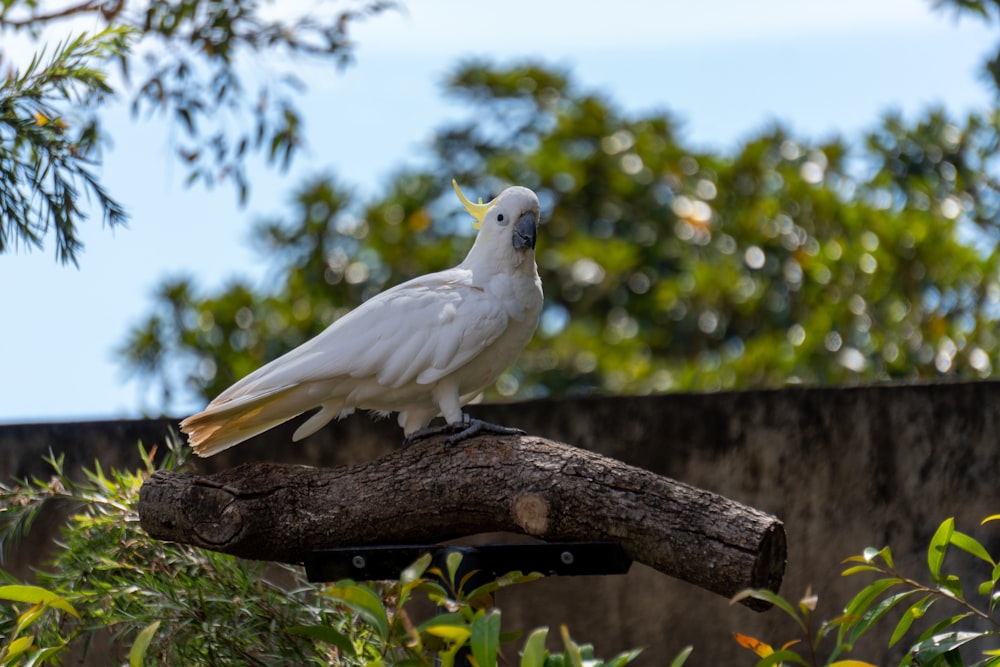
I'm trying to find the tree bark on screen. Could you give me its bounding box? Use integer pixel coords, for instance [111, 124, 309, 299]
[139, 434, 785, 605]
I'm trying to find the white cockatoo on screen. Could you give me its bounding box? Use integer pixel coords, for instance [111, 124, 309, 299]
[181, 180, 543, 457]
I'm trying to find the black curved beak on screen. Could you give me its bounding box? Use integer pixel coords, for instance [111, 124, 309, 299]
[513, 210, 537, 250]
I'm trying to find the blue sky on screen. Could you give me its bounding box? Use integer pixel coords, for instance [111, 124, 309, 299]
[0, 0, 995, 422]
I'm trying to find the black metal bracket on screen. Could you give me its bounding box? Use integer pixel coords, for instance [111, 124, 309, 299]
[302, 541, 632, 584]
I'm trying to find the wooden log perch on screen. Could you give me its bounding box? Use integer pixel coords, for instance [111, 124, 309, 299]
[139, 434, 785, 606]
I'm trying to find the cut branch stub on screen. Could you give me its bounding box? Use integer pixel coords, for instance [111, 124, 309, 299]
[139, 435, 785, 607]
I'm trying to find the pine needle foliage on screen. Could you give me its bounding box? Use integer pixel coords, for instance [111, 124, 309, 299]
[0, 27, 131, 265]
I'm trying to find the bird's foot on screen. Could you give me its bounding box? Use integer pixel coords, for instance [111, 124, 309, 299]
[405, 415, 525, 446]
[443, 417, 525, 445]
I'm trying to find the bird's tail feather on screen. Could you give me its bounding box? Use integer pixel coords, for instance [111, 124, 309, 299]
[181, 385, 311, 457]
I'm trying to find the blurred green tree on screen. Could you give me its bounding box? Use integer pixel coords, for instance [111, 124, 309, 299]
[0, 0, 393, 264]
[121, 46, 1000, 407]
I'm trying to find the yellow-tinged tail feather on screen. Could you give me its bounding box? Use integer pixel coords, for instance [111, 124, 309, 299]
[181, 385, 308, 457]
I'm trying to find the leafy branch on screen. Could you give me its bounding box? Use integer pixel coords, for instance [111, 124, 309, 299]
[298, 551, 650, 667]
[0, 0, 125, 29]
[0, 0, 395, 263]
[733, 515, 1000, 667]
[0, 26, 131, 265]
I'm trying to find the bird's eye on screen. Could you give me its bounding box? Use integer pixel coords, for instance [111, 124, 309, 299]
[497, 214, 505, 222]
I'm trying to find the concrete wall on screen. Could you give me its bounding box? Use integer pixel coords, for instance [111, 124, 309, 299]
[2, 380, 998, 664]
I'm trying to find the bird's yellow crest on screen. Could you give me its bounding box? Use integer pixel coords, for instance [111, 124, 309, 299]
[451, 180, 493, 230]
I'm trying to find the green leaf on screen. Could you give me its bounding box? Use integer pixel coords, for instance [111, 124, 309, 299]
[401, 553, 432, 585]
[928, 518, 955, 581]
[909, 631, 981, 662]
[285, 624, 357, 657]
[415, 579, 451, 603]
[730, 589, 805, 632]
[841, 565, 882, 576]
[129, 620, 160, 667]
[843, 589, 917, 649]
[14, 602, 45, 638]
[470, 610, 501, 667]
[520, 627, 549, 667]
[842, 578, 900, 624]
[890, 595, 935, 647]
[424, 625, 471, 643]
[851, 545, 893, 567]
[752, 649, 812, 667]
[466, 571, 543, 606]
[419, 612, 467, 633]
[398, 553, 434, 607]
[913, 613, 975, 645]
[560, 625, 583, 667]
[668, 646, 693, 667]
[500, 630, 523, 644]
[446, 551, 464, 588]
[606, 647, 645, 666]
[325, 583, 390, 639]
[944, 650, 964, 667]
[0, 585, 78, 618]
[950, 530, 995, 566]
[939, 574, 963, 598]
[21, 645, 66, 667]
[3, 635, 36, 664]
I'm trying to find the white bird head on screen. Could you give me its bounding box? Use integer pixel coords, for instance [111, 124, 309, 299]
[453, 180, 539, 267]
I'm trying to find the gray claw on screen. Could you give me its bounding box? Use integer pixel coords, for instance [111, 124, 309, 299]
[404, 415, 525, 446]
[444, 418, 525, 445]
